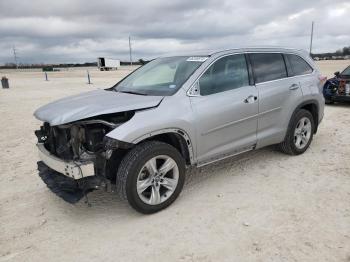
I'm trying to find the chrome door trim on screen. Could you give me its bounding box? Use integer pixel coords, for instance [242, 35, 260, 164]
[202, 113, 259, 135]
[258, 107, 281, 117]
[201, 107, 280, 136]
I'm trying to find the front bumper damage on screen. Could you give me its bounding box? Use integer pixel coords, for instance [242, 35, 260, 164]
[37, 143, 94, 179]
[324, 77, 350, 102]
[37, 143, 105, 203]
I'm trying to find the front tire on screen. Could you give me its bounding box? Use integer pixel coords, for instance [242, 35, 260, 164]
[116, 141, 185, 214]
[279, 109, 315, 155]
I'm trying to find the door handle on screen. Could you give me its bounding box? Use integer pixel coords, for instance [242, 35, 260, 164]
[244, 95, 258, 104]
[289, 83, 299, 90]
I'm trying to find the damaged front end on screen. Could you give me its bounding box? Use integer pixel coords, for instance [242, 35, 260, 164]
[323, 76, 350, 102]
[35, 112, 134, 203]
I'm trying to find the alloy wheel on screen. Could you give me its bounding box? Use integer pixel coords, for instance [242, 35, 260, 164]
[294, 117, 312, 149]
[136, 155, 179, 205]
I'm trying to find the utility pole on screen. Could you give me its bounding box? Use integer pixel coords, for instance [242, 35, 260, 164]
[309, 21, 314, 55]
[12, 46, 19, 69]
[129, 36, 133, 66]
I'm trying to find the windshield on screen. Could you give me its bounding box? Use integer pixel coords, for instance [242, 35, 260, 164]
[114, 56, 206, 96]
[341, 65, 350, 76]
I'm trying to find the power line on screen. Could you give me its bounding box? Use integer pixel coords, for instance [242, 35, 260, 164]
[309, 21, 314, 55]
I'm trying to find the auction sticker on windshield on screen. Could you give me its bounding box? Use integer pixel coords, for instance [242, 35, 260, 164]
[186, 57, 208, 62]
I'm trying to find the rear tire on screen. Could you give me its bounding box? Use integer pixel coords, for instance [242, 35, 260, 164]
[279, 109, 315, 155]
[116, 141, 186, 214]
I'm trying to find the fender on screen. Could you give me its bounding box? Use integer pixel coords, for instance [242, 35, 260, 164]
[287, 99, 320, 135]
[132, 128, 195, 165]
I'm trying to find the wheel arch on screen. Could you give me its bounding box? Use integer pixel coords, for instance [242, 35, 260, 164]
[132, 128, 194, 165]
[291, 99, 320, 134]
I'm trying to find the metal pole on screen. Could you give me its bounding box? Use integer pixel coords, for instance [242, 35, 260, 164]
[13, 46, 19, 69]
[309, 21, 314, 55]
[87, 70, 91, 84]
[45, 72, 48, 81]
[129, 36, 133, 66]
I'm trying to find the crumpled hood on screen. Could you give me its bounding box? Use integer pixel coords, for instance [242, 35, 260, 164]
[34, 89, 163, 126]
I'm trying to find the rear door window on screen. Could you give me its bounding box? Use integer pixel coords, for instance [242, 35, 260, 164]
[199, 54, 249, 96]
[249, 53, 287, 83]
[285, 54, 313, 76]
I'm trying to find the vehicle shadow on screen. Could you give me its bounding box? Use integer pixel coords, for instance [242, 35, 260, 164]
[325, 102, 350, 108]
[59, 146, 283, 218]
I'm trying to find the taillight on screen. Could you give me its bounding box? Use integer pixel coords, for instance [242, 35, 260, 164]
[319, 75, 327, 85]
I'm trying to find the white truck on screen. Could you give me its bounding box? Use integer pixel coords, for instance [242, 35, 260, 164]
[97, 57, 120, 71]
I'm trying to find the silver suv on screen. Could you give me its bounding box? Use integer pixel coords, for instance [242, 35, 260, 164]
[34, 47, 324, 213]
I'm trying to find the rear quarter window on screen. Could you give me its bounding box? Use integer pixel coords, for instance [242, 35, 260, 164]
[285, 54, 313, 76]
[249, 53, 287, 83]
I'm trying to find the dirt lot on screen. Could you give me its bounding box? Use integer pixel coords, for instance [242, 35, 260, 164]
[0, 61, 349, 262]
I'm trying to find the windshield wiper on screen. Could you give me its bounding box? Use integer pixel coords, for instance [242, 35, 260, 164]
[118, 90, 148, 96]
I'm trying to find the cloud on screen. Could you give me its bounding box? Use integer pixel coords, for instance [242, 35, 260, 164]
[0, 0, 349, 64]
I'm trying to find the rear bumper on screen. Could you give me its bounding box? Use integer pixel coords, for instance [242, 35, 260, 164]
[37, 143, 94, 179]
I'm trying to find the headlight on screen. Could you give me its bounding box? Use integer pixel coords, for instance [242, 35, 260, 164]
[103, 136, 133, 150]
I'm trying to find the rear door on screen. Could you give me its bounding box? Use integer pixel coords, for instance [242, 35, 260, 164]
[249, 53, 303, 147]
[190, 54, 258, 164]
[284, 53, 316, 95]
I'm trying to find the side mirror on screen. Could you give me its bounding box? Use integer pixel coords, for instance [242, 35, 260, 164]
[334, 71, 340, 77]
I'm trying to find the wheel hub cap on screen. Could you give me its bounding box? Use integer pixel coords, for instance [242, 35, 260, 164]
[136, 155, 179, 205]
[294, 117, 312, 149]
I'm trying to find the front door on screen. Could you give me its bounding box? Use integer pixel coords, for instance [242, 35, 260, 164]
[189, 54, 258, 165]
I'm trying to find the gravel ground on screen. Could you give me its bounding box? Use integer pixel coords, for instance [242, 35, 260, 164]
[0, 61, 349, 262]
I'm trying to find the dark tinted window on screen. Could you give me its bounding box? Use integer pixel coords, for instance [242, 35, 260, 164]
[286, 54, 313, 76]
[250, 53, 287, 83]
[199, 54, 249, 96]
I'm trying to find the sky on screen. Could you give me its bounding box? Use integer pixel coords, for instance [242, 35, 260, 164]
[0, 0, 349, 64]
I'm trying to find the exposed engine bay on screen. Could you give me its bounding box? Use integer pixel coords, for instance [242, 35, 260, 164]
[36, 112, 133, 160]
[34, 111, 135, 203]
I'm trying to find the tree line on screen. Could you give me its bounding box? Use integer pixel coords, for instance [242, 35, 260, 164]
[312, 46, 350, 59]
[0, 59, 150, 69]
